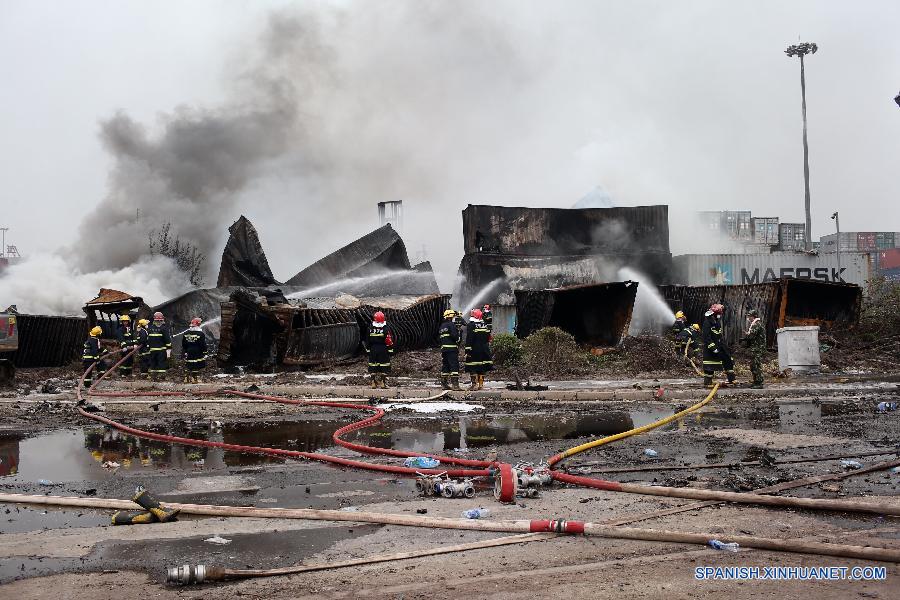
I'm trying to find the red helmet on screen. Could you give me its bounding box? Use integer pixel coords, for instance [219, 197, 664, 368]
[190, 317, 202, 327]
[471, 309, 483, 320]
[153, 311, 164, 321]
[483, 304, 491, 311]
[373, 311, 386, 323]
[710, 304, 724, 316]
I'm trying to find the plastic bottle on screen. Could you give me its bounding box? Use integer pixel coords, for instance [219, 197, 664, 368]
[840, 460, 863, 470]
[403, 456, 440, 469]
[876, 402, 897, 413]
[461, 508, 490, 519]
[644, 448, 658, 458]
[708, 539, 740, 552]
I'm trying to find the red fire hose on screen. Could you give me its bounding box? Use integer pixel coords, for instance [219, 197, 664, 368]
[76, 350, 492, 479]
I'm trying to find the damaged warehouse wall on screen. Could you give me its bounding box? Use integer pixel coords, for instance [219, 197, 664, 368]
[660, 279, 862, 348]
[456, 204, 672, 304]
[514, 282, 638, 346]
[9, 314, 87, 368]
[217, 289, 448, 370]
[285, 224, 440, 297]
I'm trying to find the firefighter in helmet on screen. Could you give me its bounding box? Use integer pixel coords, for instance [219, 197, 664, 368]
[464, 308, 493, 391]
[367, 311, 394, 389]
[438, 308, 462, 390]
[115, 314, 136, 378]
[701, 303, 735, 387]
[135, 319, 151, 377]
[147, 312, 172, 381]
[671, 310, 687, 354]
[82, 326, 106, 388]
[181, 317, 208, 383]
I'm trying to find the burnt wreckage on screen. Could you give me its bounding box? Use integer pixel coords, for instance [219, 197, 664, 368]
[155, 216, 447, 369]
[455, 204, 670, 343]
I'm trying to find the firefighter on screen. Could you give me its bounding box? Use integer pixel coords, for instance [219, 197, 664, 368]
[671, 310, 687, 354]
[115, 314, 136, 378]
[482, 304, 493, 332]
[676, 322, 701, 362]
[135, 319, 151, 377]
[742, 309, 766, 389]
[181, 317, 208, 383]
[701, 303, 735, 387]
[82, 326, 106, 388]
[367, 311, 394, 389]
[147, 312, 172, 381]
[438, 309, 462, 390]
[464, 308, 492, 391]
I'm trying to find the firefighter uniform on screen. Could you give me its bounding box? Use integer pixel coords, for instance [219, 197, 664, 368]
[438, 312, 461, 390]
[147, 321, 172, 379]
[136, 321, 151, 376]
[702, 311, 735, 386]
[116, 320, 136, 377]
[671, 314, 687, 354]
[464, 316, 492, 390]
[181, 327, 208, 382]
[482, 306, 493, 332]
[82, 328, 106, 388]
[744, 312, 766, 388]
[367, 316, 393, 388]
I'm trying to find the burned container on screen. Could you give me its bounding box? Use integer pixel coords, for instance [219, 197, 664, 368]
[8, 314, 87, 368]
[83, 288, 151, 339]
[660, 278, 862, 349]
[457, 204, 672, 304]
[514, 282, 638, 346]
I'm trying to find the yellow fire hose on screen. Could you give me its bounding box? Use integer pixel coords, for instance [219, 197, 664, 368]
[548, 383, 719, 466]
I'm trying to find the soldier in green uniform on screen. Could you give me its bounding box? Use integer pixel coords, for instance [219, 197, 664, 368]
[743, 309, 766, 389]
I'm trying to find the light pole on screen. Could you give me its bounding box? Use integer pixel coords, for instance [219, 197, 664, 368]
[0, 228, 7, 258]
[831, 212, 840, 276]
[785, 41, 817, 251]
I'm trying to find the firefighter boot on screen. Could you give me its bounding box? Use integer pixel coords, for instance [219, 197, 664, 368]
[468, 375, 478, 391]
[370, 375, 378, 389]
[380, 374, 389, 389]
[476, 375, 485, 391]
[441, 376, 450, 390]
[726, 371, 736, 385]
[132, 487, 180, 522]
[703, 375, 714, 388]
[450, 376, 462, 391]
[111, 510, 156, 525]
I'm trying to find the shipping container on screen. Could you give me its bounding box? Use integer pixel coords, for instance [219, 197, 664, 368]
[671, 252, 872, 287]
[697, 210, 752, 241]
[819, 232, 858, 253]
[879, 248, 900, 271]
[875, 232, 895, 249]
[856, 232, 877, 252]
[778, 223, 806, 251]
[491, 304, 517, 336]
[752, 217, 779, 245]
[883, 267, 900, 281]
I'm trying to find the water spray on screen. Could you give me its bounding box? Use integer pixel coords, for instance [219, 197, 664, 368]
[172, 316, 221, 338]
[460, 277, 505, 317]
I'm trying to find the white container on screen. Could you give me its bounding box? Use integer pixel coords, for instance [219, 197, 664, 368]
[776, 326, 821, 373]
[672, 253, 871, 287]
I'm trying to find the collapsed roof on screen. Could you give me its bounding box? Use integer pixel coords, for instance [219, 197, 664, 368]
[216, 216, 280, 287]
[285, 224, 439, 297]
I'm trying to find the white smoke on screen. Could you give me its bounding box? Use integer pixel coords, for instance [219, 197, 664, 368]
[1, 253, 192, 316]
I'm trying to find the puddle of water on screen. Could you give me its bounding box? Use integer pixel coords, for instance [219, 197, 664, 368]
[1, 409, 689, 482]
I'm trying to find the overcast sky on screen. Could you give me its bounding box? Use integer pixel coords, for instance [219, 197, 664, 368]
[1, 0, 899, 299]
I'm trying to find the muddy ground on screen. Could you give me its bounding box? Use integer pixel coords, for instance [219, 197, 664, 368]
[0, 356, 899, 599]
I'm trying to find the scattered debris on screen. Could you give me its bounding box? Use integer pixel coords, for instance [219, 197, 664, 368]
[204, 535, 232, 545]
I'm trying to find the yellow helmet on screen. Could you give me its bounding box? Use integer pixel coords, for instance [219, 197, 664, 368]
[90, 326, 103, 336]
[137, 319, 150, 327]
[691, 323, 700, 332]
[119, 314, 131, 322]
[443, 309, 456, 319]
[675, 311, 685, 319]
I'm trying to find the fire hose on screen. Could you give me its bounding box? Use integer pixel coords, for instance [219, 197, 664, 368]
[75, 352, 900, 515]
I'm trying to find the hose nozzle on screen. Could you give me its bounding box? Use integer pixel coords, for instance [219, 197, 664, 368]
[167, 564, 207, 585]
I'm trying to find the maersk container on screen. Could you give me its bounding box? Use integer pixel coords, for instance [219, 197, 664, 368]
[672, 253, 871, 287]
[879, 248, 900, 271]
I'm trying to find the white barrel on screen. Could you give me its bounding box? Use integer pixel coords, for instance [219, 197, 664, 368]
[776, 326, 821, 373]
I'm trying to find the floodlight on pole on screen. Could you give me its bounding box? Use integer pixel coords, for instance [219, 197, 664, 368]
[785, 41, 817, 251]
